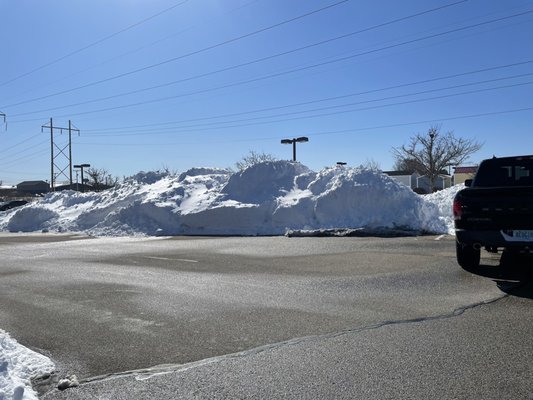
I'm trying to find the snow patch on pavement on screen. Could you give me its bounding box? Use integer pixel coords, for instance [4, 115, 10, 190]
[0, 330, 54, 400]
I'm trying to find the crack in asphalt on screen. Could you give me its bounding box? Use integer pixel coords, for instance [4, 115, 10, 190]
[74, 292, 510, 387]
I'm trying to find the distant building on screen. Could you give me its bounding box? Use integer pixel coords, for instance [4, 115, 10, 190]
[16, 180, 50, 195]
[383, 171, 420, 190]
[384, 170, 452, 193]
[415, 174, 452, 193]
[453, 166, 477, 185]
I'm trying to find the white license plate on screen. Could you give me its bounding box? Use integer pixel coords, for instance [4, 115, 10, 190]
[502, 230, 533, 242]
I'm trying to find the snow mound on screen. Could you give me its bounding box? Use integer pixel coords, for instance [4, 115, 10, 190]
[0, 330, 54, 400]
[0, 162, 459, 236]
[221, 161, 310, 203]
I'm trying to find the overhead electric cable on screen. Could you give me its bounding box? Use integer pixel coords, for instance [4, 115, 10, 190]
[74, 60, 533, 132]
[308, 106, 533, 139]
[81, 80, 533, 137]
[3, 0, 469, 114]
[166, 81, 533, 132]
[0, 0, 190, 88]
[8, 9, 531, 123]
[0, 141, 49, 166]
[1, 0, 350, 110]
[75, 106, 533, 146]
[2, 0, 264, 104]
[1, 134, 42, 153]
[80, 73, 533, 135]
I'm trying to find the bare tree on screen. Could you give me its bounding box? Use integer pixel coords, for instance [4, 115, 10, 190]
[86, 167, 118, 190]
[160, 164, 177, 176]
[359, 158, 381, 171]
[235, 151, 277, 171]
[392, 126, 482, 191]
[392, 158, 425, 174]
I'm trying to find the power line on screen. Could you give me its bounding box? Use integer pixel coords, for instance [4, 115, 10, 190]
[0, 142, 49, 168]
[1, 0, 468, 113]
[75, 106, 533, 146]
[80, 61, 533, 133]
[230, 81, 533, 130]
[0, 0, 190, 88]
[7, 105, 529, 176]
[4, 62, 530, 167]
[1, 134, 42, 153]
[173, 75, 533, 129]
[310, 106, 533, 139]
[1, 0, 264, 105]
[4, 61, 529, 159]
[1, 0, 349, 110]
[0, 139, 49, 165]
[80, 79, 533, 137]
[8, 9, 531, 122]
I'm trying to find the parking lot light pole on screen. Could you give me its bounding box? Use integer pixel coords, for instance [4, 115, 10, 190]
[281, 136, 308, 161]
[74, 163, 90, 192]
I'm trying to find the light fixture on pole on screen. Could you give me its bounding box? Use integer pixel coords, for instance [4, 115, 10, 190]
[73, 163, 90, 192]
[280, 136, 308, 161]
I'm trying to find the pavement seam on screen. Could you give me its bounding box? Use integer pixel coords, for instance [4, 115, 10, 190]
[75, 292, 509, 386]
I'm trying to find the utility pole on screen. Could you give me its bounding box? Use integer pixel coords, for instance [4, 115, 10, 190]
[41, 118, 80, 191]
[0, 111, 6, 130]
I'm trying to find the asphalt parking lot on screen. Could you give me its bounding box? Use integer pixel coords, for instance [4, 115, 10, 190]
[0, 233, 531, 399]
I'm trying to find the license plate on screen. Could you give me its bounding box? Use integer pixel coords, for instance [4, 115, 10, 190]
[502, 230, 533, 242]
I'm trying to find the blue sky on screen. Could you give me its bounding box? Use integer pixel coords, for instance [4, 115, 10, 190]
[1, 0, 532, 185]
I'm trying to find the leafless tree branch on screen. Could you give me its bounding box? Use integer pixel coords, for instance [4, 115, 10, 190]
[392, 125, 483, 191]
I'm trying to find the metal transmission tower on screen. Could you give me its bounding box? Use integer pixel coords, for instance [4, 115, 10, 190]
[41, 118, 80, 191]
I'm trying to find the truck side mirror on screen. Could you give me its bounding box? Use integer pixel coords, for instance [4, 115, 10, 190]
[464, 179, 473, 187]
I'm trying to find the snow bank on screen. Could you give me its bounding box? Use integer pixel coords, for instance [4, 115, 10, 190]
[0, 161, 459, 236]
[423, 184, 464, 235]
[0, 330, 54, 400]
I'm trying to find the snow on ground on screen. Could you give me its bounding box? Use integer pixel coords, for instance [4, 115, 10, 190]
[0, 330, 54, 400]
[0, 161, 459, 236]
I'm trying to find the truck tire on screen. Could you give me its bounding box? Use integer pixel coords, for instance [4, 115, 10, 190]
[456, 241, 480, 270]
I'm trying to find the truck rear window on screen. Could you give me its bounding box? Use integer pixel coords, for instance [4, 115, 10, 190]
[473, 158, 533, 187]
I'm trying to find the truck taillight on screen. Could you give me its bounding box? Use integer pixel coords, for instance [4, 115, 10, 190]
[453, 199, 462, 220]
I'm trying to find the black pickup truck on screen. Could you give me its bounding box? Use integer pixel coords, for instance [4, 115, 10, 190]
[453, 155, 533, 269]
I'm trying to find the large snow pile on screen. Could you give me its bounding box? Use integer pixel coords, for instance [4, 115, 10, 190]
[0, 162, 459, 236]
[0, 330, 54, 400]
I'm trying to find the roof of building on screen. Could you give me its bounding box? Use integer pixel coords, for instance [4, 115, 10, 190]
[17, 180, 50, 188]
[383, 171, 418, 176]
[453, 166, 477, 174]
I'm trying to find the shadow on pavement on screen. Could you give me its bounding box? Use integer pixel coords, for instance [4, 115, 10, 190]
[463, 251, 533, 300]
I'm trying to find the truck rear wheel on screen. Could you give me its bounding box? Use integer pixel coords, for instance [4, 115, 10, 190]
[456, 241, 480, 270]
